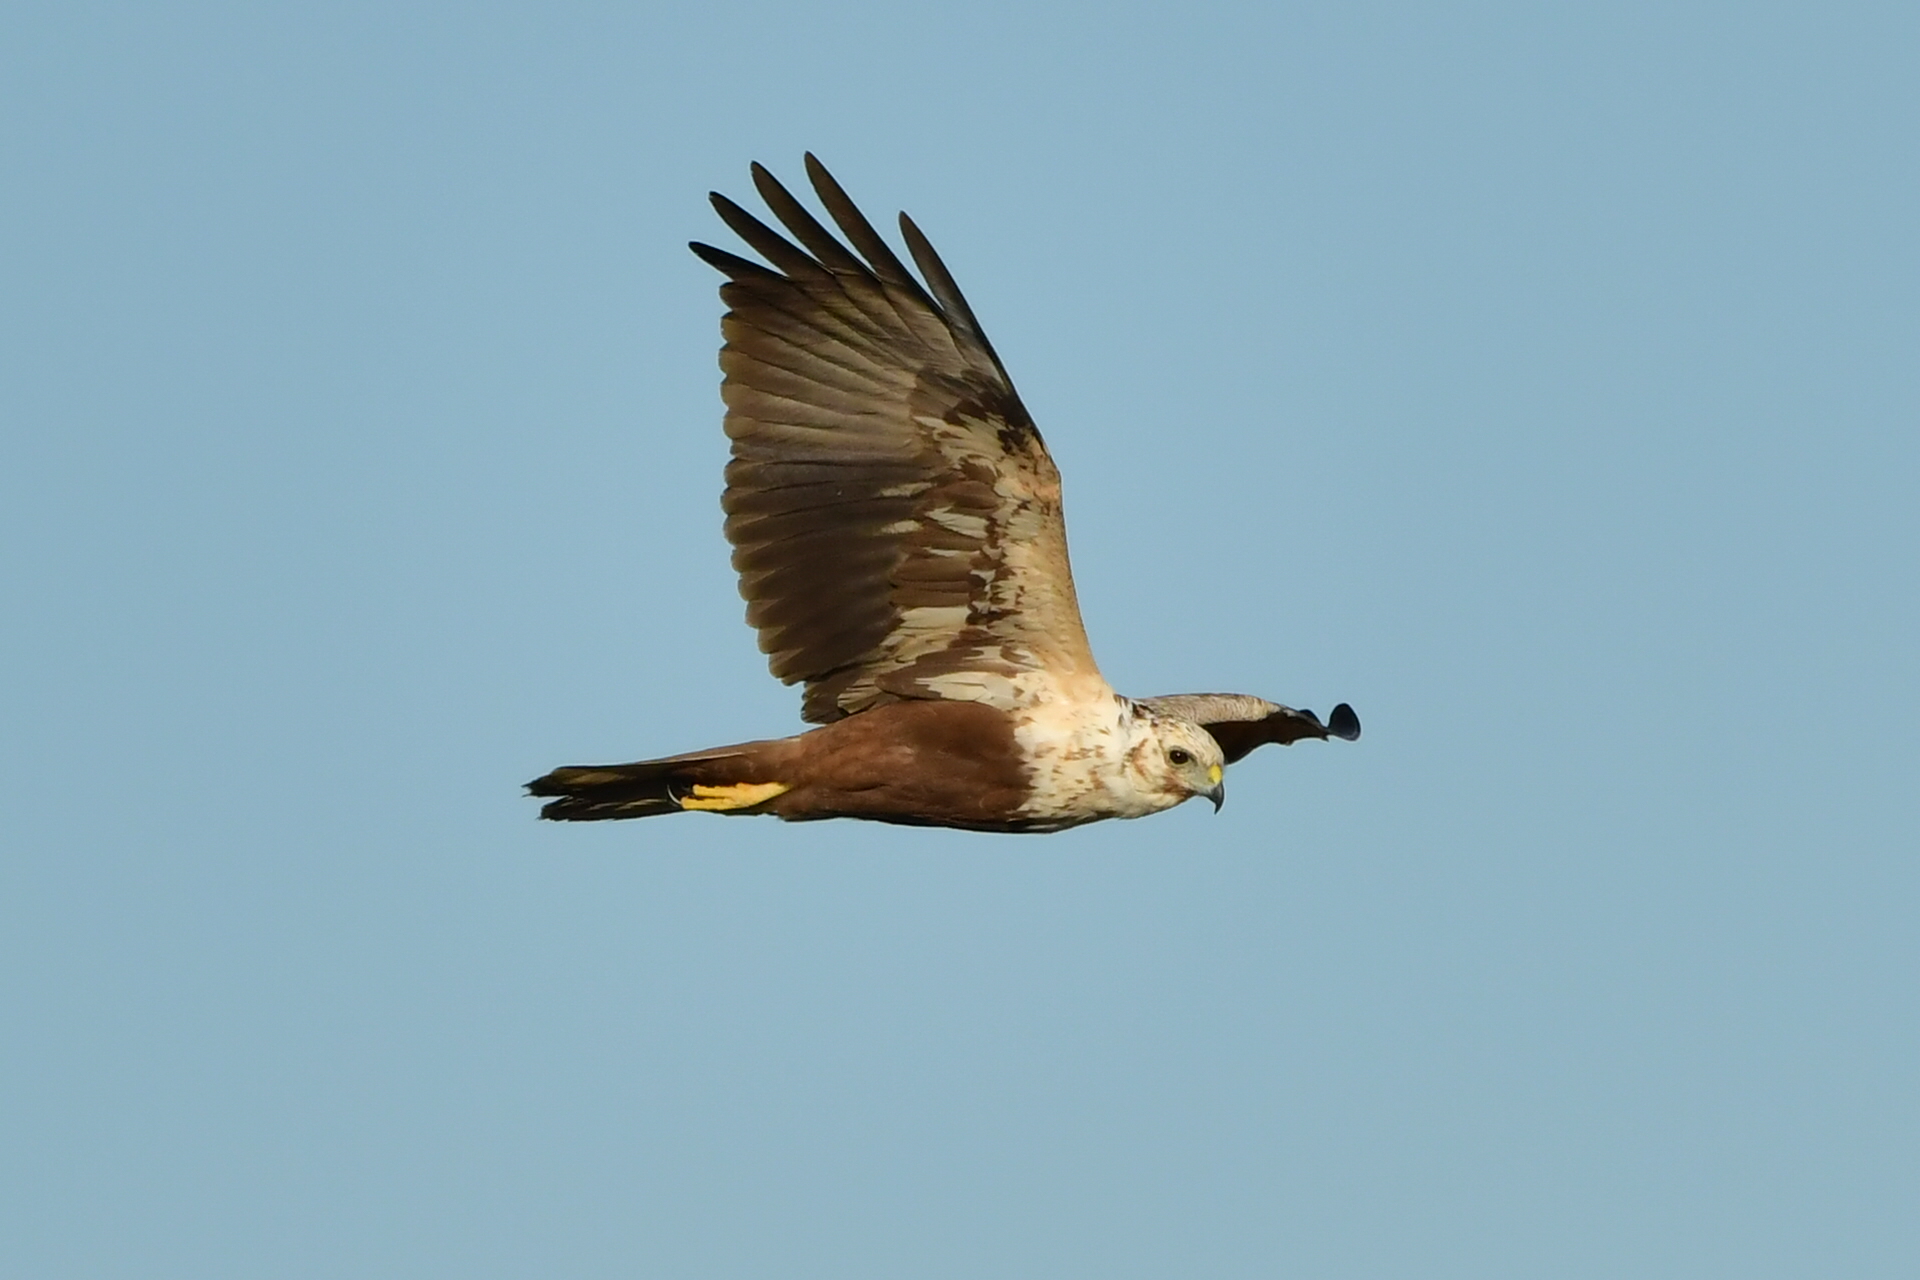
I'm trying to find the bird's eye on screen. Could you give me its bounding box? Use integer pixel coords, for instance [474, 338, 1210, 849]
[1168, 748, 1192, 766]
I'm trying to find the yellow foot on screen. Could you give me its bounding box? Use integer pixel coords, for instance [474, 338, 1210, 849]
[678, 781, 790, 812]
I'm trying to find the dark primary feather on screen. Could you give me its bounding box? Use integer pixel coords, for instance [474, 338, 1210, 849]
[691, 155, 1102, 724]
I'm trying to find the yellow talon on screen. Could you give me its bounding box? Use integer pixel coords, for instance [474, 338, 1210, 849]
[679, 781, 790, 811]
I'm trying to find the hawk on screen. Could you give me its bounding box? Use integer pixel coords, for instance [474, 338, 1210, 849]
[529, 156, 1359, 833]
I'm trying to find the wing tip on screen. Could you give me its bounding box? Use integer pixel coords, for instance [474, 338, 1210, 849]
[1326, 702, 1361, 741]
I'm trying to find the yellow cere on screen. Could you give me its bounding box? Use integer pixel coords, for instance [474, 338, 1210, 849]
[1208, 765, 1223, 785]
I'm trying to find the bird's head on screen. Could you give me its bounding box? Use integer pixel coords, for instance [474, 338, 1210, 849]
[1128, 711, 1228, 813]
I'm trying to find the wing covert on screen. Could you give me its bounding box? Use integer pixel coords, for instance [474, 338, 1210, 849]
[1137, 694, 1363, 763]
[693, 156, 1103, 723]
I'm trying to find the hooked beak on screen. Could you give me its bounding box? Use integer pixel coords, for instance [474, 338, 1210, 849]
[1206, 764, 1225, 813]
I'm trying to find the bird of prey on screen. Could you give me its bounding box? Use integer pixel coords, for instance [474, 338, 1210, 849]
[528, 156, 1358, 833]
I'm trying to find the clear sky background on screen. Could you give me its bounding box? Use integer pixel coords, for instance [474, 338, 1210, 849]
[4, 2, 1915, 1276]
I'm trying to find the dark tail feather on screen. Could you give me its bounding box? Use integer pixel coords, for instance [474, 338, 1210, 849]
[526, 750, 749, 822]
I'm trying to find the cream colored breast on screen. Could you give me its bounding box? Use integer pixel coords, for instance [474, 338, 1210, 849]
[1011, 687, 1182, 825]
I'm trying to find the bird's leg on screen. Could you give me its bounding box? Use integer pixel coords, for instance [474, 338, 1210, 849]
[679, 781, 791, 811]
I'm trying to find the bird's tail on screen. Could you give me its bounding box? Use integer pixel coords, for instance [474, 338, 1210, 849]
[527, 746, 790, 822]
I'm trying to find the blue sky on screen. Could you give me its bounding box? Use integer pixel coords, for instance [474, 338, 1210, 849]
[4, 2, 1916, 1276]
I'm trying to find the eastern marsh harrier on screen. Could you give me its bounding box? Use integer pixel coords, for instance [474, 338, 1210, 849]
[529, 157, 1358, 832]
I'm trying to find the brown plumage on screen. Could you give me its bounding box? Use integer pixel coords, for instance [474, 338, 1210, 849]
[696, 155, 1099, 725]
[528, 156, 1359, 832]
[530, 700, 1036, 832]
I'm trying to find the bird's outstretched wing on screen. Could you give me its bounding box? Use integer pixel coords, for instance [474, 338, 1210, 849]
[1136, 694, 1362, 763]
[691, 155, 1103, 724]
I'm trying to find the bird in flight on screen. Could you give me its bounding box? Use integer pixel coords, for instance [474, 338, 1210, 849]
[529, 156, 1358, 833]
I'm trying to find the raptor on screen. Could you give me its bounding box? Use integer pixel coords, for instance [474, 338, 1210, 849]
[529, 156, 1358, 832]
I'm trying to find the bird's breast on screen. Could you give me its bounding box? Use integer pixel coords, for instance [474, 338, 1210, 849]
[1010, 691, 1177, 824]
